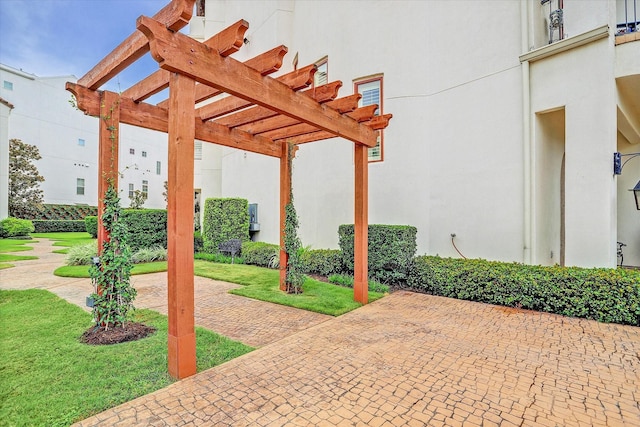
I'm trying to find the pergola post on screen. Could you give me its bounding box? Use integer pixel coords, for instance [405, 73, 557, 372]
[166, 72, 196, 379]
[279, 142, 291, 291]
[354, 143, 369, 304]
[97, 91, 120, 253]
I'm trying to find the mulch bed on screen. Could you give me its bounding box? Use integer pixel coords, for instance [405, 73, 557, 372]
[81, 322, 157, 345]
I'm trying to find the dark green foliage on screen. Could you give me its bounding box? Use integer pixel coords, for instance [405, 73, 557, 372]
[90, 185, 136, 329]
[121, 209, 167, 252]
[339, 224, 417, 285]
[85, 216, 98, 238]
[194, 252, 244, 264]
[194, 231, 204, 253]
[202, 198, 250, 253]
[32, 220, 86, 233]
[0, 217, 34, 238]
[283, 201, 305, 293]
[328, 273, 390, 293]
[8, 138, 44, 218]
[20, 204, 98, 221]
[241, 241, 279, 268]
[407, 256, 640, 326]
[301, 249, 344, 276]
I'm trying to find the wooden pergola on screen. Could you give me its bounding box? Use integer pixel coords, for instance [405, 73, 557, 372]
[66, 0, 391, 379]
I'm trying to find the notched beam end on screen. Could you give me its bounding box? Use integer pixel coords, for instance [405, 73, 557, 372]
[366, 113, 393, 130]
[167, 0, 197, 32]
[65, 82, 101, 116]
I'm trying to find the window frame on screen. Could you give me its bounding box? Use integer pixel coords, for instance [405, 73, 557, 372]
[354, 75, 384, 163]
[76, 178, 85, 195]
[128, 183, 134, 198]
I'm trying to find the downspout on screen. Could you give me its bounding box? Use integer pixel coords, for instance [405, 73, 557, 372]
[521, 0, 533, 264]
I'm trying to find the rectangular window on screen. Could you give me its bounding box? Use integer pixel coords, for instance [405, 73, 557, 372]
[76, 178, 85, 195]
[3, 80, 13, 90]
[314, 58, 328, 87]
[355, 76, 383, 162]
[142, 180, 148, 197]
[128, 183, 134, 198]
[194, 141, 203, 160]
[129, 148, 135, 155]
[142, 151, 147, 158]
[78, 138, 85, 147]
[156, 161, 161, 175]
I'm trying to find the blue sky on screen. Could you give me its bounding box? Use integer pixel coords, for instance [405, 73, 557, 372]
[0, 0, 172, 92]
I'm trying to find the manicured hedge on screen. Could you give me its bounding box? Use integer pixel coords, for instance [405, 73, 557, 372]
[241, 241, 279, 268]
[85, 216, 98, 238]
[202, 198, 250, 254]
[339, 224, 417, 284]
[0, 217, 34, 237]
[121, 209, 167, 252]
[301, 249, 344, 276]
[32, 220, 86, 233]
[20, 204, 97, 220]
[407, 256, 640, 326]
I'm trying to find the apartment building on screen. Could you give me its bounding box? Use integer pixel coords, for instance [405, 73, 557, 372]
[190, 0, 640, 268]
[0, 63, 168, 213]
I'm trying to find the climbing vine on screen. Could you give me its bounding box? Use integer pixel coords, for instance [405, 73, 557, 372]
[284, 143, 305, 294]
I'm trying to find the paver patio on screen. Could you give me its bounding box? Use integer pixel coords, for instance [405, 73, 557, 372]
[2, 239, 639, 426]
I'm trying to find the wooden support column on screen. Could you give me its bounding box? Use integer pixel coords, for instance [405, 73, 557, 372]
[279, 142, 291, 291]
[166, 72, 196, 379]
[97, 91, 120, 253]
[354, 144, 369, 304]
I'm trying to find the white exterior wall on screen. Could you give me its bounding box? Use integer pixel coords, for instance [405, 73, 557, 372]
[194, 0, 640, 267]
[0, 64, 168, 210]
[0, 99, 11, 219]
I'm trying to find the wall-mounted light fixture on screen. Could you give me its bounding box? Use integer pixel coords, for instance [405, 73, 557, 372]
[614, 151, 640, 211]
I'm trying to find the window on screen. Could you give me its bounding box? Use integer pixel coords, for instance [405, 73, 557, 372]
[3, 81, 13, 90]
[142, 180, 148, 197]
[142, 151, 147, 158]
[129, 148, 135, 155]
[314, 58, 328, 87]
[156, 161, 161, 175]
[78, 138, 85, 147]
[128, 183, 134, 198]
[196, 0, 205, 16]
[355, 76, 383, 162]
[76, 178, 85, 195]
[194, 141, 203, 160]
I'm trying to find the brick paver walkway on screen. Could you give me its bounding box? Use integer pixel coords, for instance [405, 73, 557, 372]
[2, 239, 640, 426]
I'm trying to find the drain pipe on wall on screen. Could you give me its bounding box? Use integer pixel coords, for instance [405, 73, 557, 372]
[521, 0, 533, 265]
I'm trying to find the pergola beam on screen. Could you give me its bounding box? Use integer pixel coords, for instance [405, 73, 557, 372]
[78, 0, 195, 90]
[196, 64, 317, 121]
[137, 16, 378, 147]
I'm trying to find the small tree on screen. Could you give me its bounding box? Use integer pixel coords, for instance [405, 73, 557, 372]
[8, 138, 44, 218]
[89, 184, 136, 329]
[128, 189, 147, 209]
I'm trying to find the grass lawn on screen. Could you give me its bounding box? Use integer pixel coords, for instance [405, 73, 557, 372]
[0, 289, 254, 427]
[54, 261, 168, 277]
[0, 238, 39, 269]
[32, 232, 94, 254]
[194, 260, 386, 316]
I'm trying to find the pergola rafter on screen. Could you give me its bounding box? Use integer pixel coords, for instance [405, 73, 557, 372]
[67, 0, 391, 380]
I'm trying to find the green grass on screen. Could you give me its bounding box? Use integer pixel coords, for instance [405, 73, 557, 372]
[0, 289, 254, 427]
[32, 232, 94, 254]
[54, 261, 168, 277]
[194, 260, 386, 316]
[0, 238, 38, 268]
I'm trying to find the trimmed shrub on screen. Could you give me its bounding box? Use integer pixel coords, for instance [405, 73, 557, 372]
[328, 273, 390, 293]
[339, 224, 417, 285]
[0, 217, 34, 238]
[32, 220, 86, 233]
[407, 256, 640, 326]
[121, 209, 167, 252]
[202, 198, 250, 253]
[85, 216, 98, 238]
[301, 249, 344, 276]
[194, 231, 204, 253]
[19, 203, 98, 220]
[241, 241, 279, 268]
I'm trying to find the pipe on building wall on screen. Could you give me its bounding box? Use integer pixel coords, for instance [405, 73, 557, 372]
[521, 0, 533, 264]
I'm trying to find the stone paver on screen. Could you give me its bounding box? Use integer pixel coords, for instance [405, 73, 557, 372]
[2, 239, 640, 426]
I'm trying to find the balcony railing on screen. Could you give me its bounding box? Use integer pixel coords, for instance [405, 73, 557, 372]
[617, 0, 638, 35]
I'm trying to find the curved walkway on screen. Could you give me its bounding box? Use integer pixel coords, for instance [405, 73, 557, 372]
[2, 239, 640, 426]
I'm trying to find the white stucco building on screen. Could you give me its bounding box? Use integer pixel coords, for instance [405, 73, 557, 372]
[190, 0, 640, 268]
[0, 64, 168, 214]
